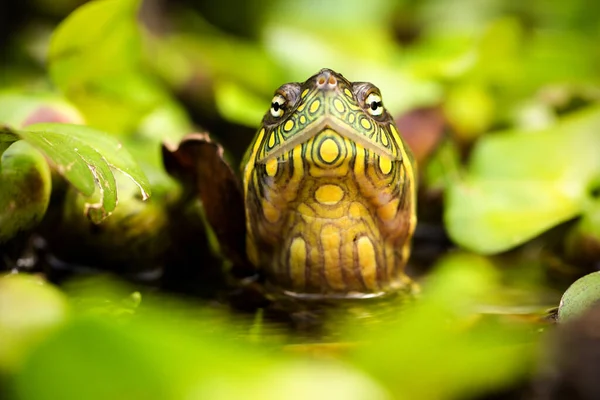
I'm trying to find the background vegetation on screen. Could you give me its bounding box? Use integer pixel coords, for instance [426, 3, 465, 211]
[1, 0, 600, 399]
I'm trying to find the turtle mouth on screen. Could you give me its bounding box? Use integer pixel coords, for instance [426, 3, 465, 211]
[259, 114, 390, 163]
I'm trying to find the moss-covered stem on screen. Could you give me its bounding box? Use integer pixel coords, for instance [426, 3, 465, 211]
[0, 141, 52, 244]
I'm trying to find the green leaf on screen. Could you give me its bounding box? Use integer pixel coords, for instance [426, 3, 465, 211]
[260, 0, 441, 114]
[563, 198, 600, 264]
[0, 128, 19, 156]
[446, 179, 581, 253]
[349, 253, 538, 400]
[445, 106, 600, 253]
[49, 0, 141, 90]
[17, 318, 172, 400]
[48, 0, 164, 132]
[13, 281, 388, 400]
[0, 274, 68, 373]
[214, 80, 268, 128]
[423, 138, 461, 190]
[558, 271, 600, 323]
[4, 123, 150, 223]
[262, 25, 441, 114]
[444, 83, 495, 140]
[28, 123, 151, 199]
[0, 92, 84, 128]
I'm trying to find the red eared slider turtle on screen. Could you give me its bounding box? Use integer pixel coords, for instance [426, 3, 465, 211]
[164, 69, 417, 302]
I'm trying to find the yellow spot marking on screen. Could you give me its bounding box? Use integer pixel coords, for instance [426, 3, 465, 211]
[289, 237, 306, 288]
[254, 129, 265, 153]
[390, 125, 401, 142]
[381, 131, 389, 146]
[266, 158, 278, 177]
[348, 113, 355, 124]
[357, 237, 377, 290]
[243, 128, 265, 196]
[297, 203, 315, 217]
[321, 225, 344, 290]
[360, 118, 372, 130]
[300, 115, 307, 124]
[354, 145, 365, 176]
[315, 185, 344, 205]
[344, 88, 353, 98]
[297, 103, 306, 112]
[349, 202, 366, 218]
[301, 88, 309, 98]
[333, 98, 345, 113]
[389, 125, 403, 158]
[262, 200, 280, 223]
[268, 132, 276, 148]
[348, 102, 362, 111]
[309, 99, 321, 113]
[283, 119, 294, 132]
[378, 156, 392, 174]
[377, 199, 399, 222]
[319, 138, 339, 163]
[308, 131, 349, 178]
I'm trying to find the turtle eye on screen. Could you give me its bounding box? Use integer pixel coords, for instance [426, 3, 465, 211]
[365, 93, 384, 116]
[270, 94, 286, 118]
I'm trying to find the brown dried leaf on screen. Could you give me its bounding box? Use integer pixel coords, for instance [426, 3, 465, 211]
[162, 133, 250, 273]
[396, 107, 446, 165]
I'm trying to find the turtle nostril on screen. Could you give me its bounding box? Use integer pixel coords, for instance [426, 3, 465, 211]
[316, 71, 337, 89]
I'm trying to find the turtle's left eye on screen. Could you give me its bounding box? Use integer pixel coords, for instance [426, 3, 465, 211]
[365, 93, 384, 116]
[270, 95, 286, 118]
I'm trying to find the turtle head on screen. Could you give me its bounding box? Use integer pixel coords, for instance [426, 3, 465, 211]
[255, 68, 399, 163]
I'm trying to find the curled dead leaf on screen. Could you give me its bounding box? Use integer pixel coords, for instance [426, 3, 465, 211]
[162, 133, 251, 275]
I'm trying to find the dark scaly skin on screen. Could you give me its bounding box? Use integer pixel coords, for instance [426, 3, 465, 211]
[241, 69, 416, 299]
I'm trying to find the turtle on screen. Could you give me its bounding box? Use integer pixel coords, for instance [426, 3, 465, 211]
[163, 68, 417, 303]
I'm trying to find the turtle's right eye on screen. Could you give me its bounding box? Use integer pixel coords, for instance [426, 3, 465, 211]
[365, 92, 384, 117]
[270, 95, 286, 118]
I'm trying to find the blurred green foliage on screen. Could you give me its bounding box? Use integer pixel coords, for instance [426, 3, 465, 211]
[140, 0, 600, 254]
[446, 106, 600, 253]
[1, 0, 600, 398]
[48, 0, 168, 133]
[3, 0, 600, 253]
[1, 257, 541, 400]
[0, 274, 69, 373]
[349, 253, 539, 400]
